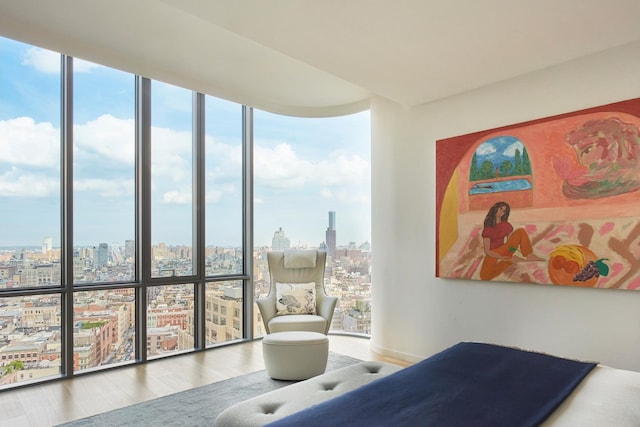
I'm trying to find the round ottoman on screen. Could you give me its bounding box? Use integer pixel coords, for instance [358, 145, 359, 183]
[262, 331, 329, 380]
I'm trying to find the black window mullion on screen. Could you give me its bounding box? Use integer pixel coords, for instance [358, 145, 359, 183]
[136, 76, 152, 362]
[242, 106, 254, 340]
[193, 92, 205, 349]
[61, 54, 75, 378]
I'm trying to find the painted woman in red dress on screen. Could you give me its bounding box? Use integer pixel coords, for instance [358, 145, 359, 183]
[479, 201, 544, 281]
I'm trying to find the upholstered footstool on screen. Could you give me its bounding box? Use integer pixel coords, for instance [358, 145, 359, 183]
[262, 331, 329, 380]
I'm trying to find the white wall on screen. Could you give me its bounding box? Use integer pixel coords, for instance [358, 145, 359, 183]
[370, 40, 640, 371]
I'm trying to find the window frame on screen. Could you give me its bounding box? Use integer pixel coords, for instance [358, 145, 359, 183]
[0, 46, 254, 388]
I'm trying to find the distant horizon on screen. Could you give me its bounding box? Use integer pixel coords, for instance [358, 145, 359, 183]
[0, 232, 372, 251]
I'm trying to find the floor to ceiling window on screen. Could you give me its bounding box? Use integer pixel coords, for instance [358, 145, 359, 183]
[150, 81, 194, 279]
[0, 34, 371, 390]
[0, 39, 63, 383]
[0, 37, 249, 388]
[203, 96, 245, 345]
[72, 60, 138, 370]
[73, 56, 136, 285]
[253, 110, 372, 335]
[146, 81, 197, 359]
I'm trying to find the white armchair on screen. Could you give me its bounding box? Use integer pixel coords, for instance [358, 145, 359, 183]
[257, 250, 337, 335]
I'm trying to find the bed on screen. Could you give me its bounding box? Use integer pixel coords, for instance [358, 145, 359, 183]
[216, 342, 640, 426]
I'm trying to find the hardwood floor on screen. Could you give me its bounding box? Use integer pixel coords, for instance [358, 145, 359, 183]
[0, 335, 410, 427]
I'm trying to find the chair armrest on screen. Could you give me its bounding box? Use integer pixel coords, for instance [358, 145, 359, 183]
[317, 295, 338, 334]
[256, 297, 277, 334]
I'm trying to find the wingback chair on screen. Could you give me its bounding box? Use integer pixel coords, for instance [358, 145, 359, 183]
[257, 250, 337, 335]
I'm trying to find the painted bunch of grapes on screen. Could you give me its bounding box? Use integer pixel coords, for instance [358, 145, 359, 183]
[573, 259, 609, 282]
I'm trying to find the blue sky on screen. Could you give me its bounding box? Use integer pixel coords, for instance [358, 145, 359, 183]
[475, 136, 525, 166]
[0, 37, 371, 249]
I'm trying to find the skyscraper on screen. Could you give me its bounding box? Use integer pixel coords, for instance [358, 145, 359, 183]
[272, 227, 290, 250]
[325, 211, 336, 259]
[42, 236, 52, 254]
[124, 240, 135, 260]
[95, 243, 109, 268]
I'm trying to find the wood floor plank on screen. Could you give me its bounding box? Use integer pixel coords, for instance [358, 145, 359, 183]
[0, 392, 27, 427]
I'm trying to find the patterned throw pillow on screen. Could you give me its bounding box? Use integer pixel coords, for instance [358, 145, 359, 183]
[275, 282, 317, 316]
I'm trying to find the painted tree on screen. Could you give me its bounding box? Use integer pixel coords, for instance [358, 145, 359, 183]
[470, 153, 481, 181]
[513, 149, 523, 175]
[480, 160, 494, 179]
[499, 160, 513, 176]
[522, 147, 532, 174]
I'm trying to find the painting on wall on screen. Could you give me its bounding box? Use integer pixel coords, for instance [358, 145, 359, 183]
[436, 98, 640, 290]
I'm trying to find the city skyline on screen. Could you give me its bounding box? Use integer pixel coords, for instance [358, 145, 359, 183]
[0, 221, 369, 253]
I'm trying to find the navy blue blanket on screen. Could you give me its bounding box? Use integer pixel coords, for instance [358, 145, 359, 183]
[266, 342, 596, 427]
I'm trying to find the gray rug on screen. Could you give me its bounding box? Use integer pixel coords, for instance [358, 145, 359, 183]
[58, 352, 361, 426]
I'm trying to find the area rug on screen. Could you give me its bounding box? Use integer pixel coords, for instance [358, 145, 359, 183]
[57, 352, 362, 427]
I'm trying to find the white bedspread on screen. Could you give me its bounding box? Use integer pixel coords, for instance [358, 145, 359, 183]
[544, 365, 640, 426]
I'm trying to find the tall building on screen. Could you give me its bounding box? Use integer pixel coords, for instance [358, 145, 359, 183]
[95, 243, 109, 268]
[42, 237, 52, 254]
[124, 240, 135, 260]
[271, 227, 290, 250]
[325, 211, 336, 259]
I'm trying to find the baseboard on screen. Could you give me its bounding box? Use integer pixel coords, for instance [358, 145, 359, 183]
[369, 339, 424, 364]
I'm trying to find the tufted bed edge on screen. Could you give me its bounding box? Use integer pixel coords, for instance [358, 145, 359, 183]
[215, 361, 402, 427]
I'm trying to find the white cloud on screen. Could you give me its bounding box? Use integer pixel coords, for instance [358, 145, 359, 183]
[206, 183, 236, 203]
[0, 117, 59, 167]
[22, 47, 59, 74]
[0, 167, 58, 197]
[504, 141, 524, 157]
[75, 116, 206, 185]
[254, 143, 314, 187]
[74, 115, 135, 164]
[315, 151, 369, 186]
[2, 114, 370, 211]
[477, 142, 497, 156]
[2, 114, 244, 206]
[154, 136, 242, 205]
[254, 142, 370, 196]
[205, 135, 242, 181]
[74, 178, 134, 197]
[162, 190, 191, 204]
[22, 47, 100, 74]
[150, 127, 192, 182]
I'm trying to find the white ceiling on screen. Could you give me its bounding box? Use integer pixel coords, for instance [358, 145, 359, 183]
[2, 0, 640, 117]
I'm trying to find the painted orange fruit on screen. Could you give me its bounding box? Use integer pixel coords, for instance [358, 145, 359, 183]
[550, 255, 566, 269]
[563, 260, 580, 274]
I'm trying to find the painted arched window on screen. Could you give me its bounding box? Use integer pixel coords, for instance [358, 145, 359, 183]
[468, 136, 534, 210]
